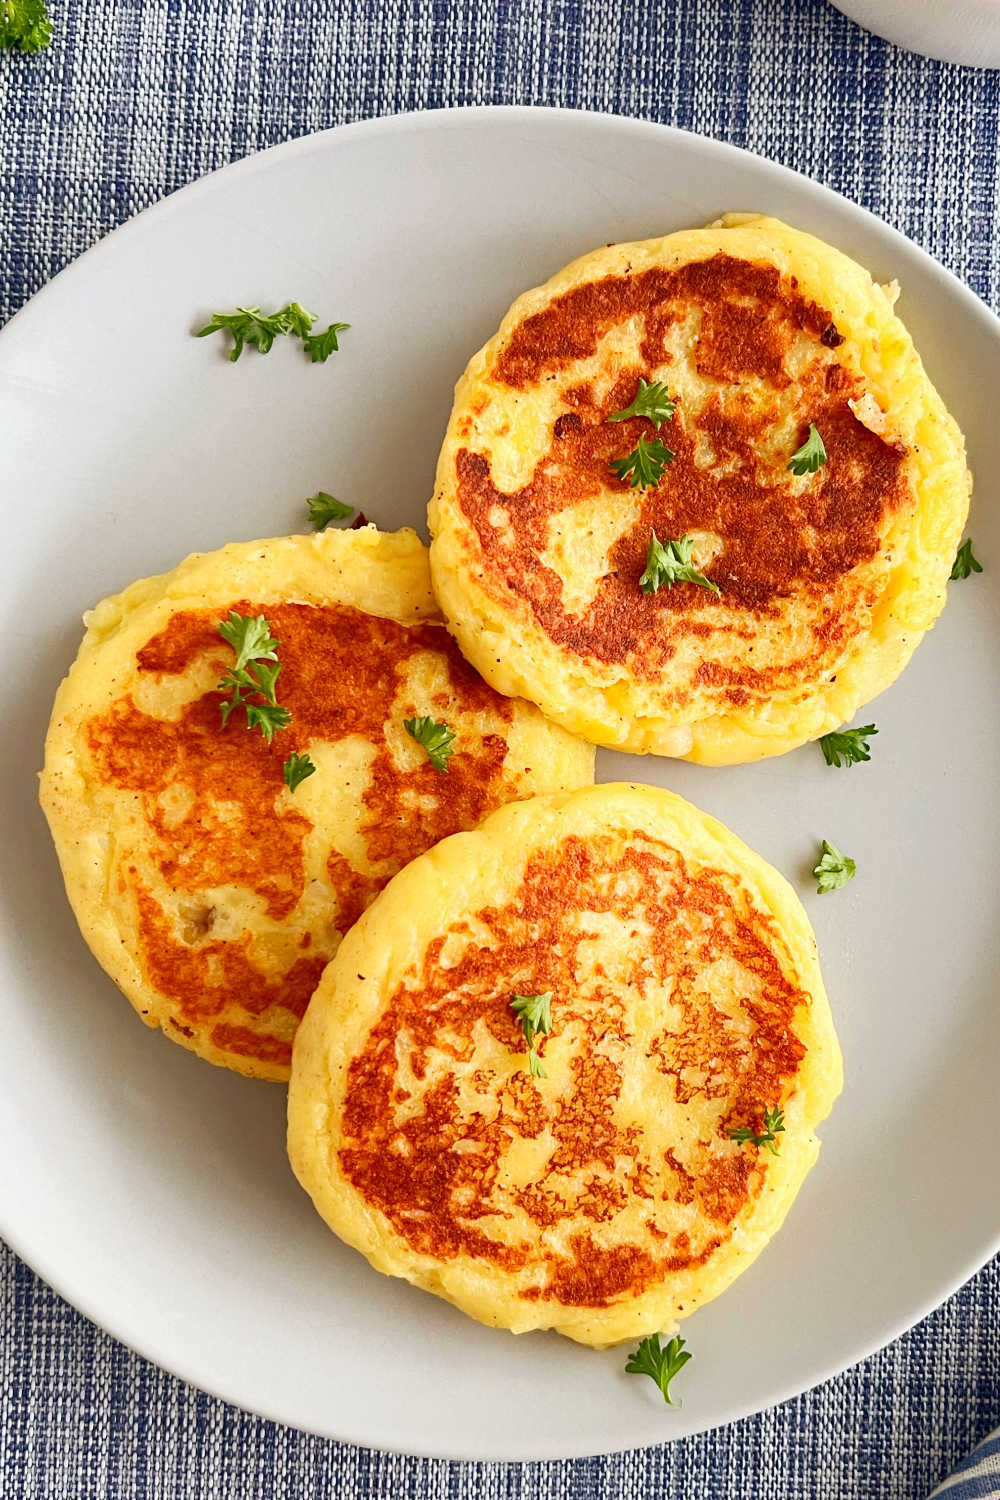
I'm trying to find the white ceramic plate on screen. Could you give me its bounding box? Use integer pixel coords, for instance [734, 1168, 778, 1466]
[1, 107, 998, 1462]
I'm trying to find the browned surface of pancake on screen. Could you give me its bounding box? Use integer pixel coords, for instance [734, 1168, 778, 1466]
[84, 600, 516, 1071]
[338, 829, 806, 1305]
[454, 254, 909, 698]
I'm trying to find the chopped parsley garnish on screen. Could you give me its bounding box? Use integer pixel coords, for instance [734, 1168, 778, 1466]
[404, 716, 456, 773]
[216, 611, 292, 745]
[639, 532, 720, 597]
[0, 0, 52, 51]
[610, 435, 674, 490]
[283, 752, 316, 793]
[625, 1334, 692, 1406]
[509, 991, 553, 1079]
[813, 839, 856, 894]
[306, 491, 355, 530]
[607, 378, 677, 431]
[729, 1105, 786, 1156]
[787, 423, 828, 476]
[196, 303, 315, 360]
[819, 723, 877, 768]
[303, 321, 351, 362]
[195, 303, 348, 363]
[950, 538, 983, 581]
[218, 610, 279, 671]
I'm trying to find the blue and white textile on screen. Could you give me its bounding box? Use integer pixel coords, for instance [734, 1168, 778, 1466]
[930, 1428, 1000, 1498]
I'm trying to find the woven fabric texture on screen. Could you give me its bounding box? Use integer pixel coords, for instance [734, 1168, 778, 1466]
[929, 1427, 1000, 1498]
[1, 1, 998, 1496]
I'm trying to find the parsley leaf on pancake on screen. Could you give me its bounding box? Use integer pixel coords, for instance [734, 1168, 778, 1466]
[729, 1105, 786, 1155]
[788, 422, 828, 475]
[607, 378, 677, 430]
[283, 752, 317, 793]
[640, 533, 720, 597]
[509, 991, 553, 1079]
[217, 612, 292, 745]
[219, 611, 280, 671]
[404, 715, 456, 773]
[610, 435, 674, 489]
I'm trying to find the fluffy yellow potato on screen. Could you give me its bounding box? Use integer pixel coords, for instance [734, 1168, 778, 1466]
[39, 527, 594, 1079]
[429, 215, 971, 763]
[288, 783, 842, 1345]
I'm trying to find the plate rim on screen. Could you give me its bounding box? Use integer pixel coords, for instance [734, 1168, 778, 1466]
[3, 102, 999, 1460]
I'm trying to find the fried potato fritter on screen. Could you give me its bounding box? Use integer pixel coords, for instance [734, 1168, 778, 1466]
[40, 528, 595, 1079]
[288, 783, 842, 1344]
[428, 215, 971, 762]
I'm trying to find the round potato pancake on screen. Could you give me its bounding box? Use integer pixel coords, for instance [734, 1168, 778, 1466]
[40, 527, 595, 1080]
[288, 783, 842, 1345]
[428, 214, 971, 762]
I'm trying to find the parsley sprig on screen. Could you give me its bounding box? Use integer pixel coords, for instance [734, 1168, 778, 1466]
[196, 303, 349, 363]
[819, 723, 877, 768]
[216, 611, 292, 745]
[610, 435, 674, 490]
[640, 532, 720, 597]
[283, 752, 316, 793]
[788, 423, 828, 476]
[303, 321, 350, 363]
[0, 0, 52, 51]
[813, 839, 856, 894]
[729, 1105, 786, 1156]
[607, 378, 677, 431]
[950, 538, 983, 581]
[307, 492, 355, 530]
[509, 991, 553, 1079]
[404, 716, 456, 773]
[625, 1334, 692, 1406]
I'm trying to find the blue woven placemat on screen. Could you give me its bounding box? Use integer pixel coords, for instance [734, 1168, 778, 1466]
[1, 2, 998, 1496]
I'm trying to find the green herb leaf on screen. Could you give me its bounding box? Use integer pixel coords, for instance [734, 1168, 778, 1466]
[244, 700, 293, 745]
[217, 664, 274, 715]
[0, 0, 53, 51]
[404, 715, 456, 773]
[640, 532, 720, 597]
[610, 435, 674, 490]
[625, 1334, 692, 1406]
[788, 422, 828, 476]
[510, 991, 553, 1079]
[195, 302, 317, 361]
[813, 838, 856, 894]
[302, 321, 351, 363]
[216, 612, 292, 744]
[306, 491, 355, 530]
[819, 723, 877, 768]
[607, 378, 677, 431]
[950, 538, 983, 581]
[729, 1104, 786, 1156]
[283, 752, 317, 792]
[218, 611, 280, 672]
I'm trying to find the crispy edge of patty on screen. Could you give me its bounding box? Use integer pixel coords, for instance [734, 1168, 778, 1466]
[428, 215, 971, 763]
[287, 782, 843, 1345]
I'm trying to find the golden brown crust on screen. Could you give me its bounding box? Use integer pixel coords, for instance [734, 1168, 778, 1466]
[429, 217, 971, 762]
[40, 530, 595, 1079]
[338, 831, 808, 1300]
[288, 783, 843, 1344]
